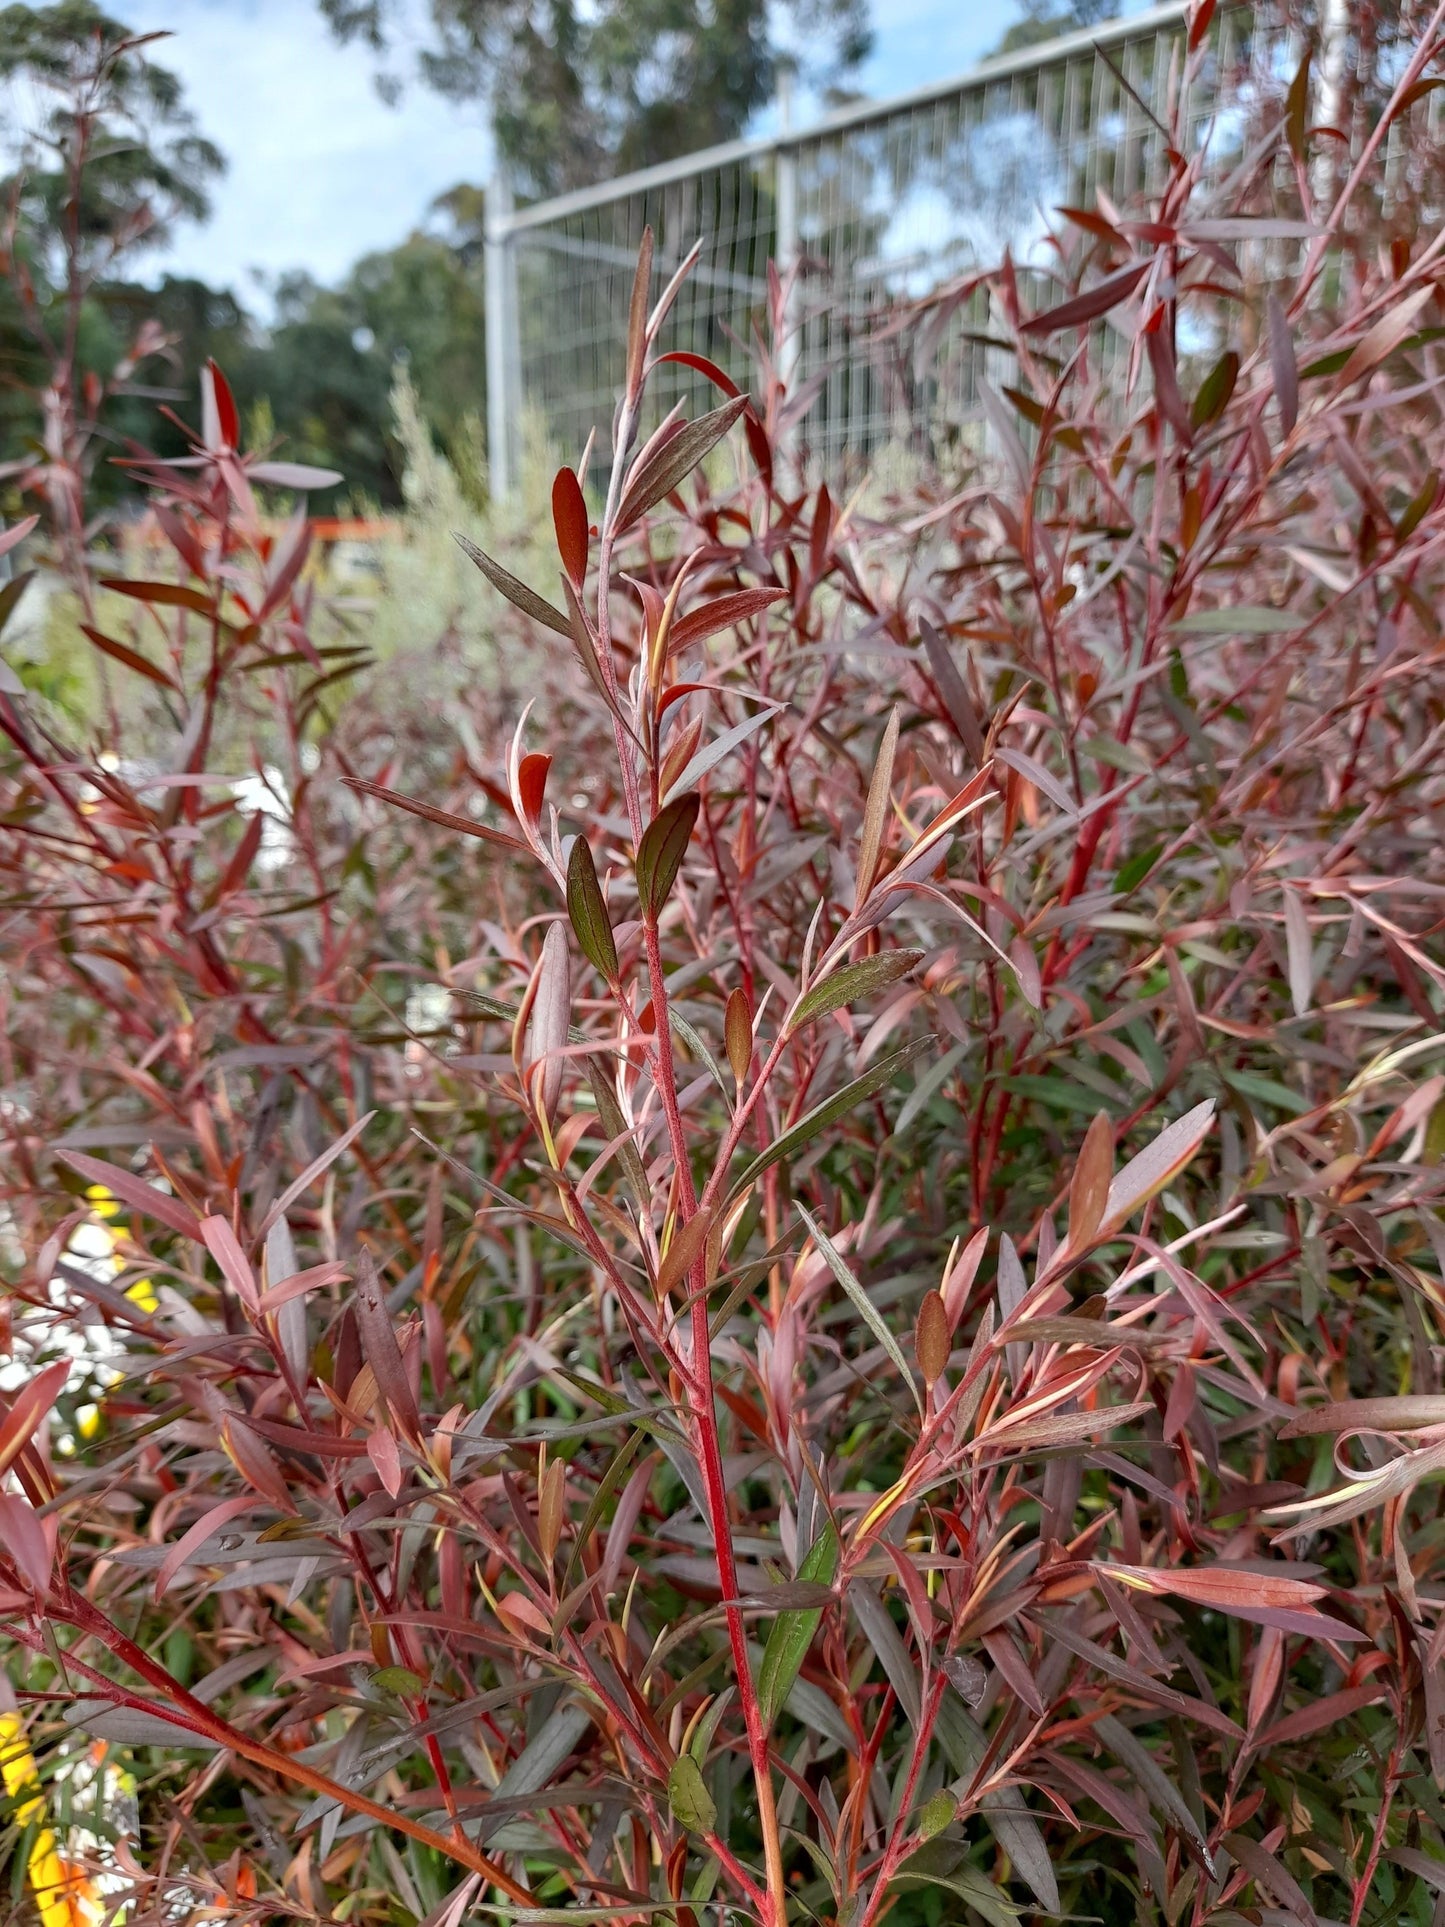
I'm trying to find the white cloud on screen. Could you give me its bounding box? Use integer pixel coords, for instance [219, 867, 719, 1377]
[113, 0, 1109, 300]
[122, 0, 492, 302]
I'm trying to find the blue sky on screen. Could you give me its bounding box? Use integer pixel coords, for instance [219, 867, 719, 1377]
[121, 0, 1030, 301]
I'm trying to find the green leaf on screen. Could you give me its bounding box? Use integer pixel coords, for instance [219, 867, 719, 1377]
[1082, 735, 1152, 774]
[566, 835, 618, 978]
[798, 1203, 923, 1417]
[560, 1427, 644, 1596]
[669, 1009, 729, 1099]
[728, 1037, 935, 1202]
[785, 950, 923, 1039]
[893, 1042, 966, 1138]
[893, 1845, 1022, 1927]
[688, 1687, 734, 1765]
[1302, 324, 1445, 380]
[917, 1791, 958, 1841]
[617, 396, 749, 527]
[585, 1059, 647, 1204]
[1001, 1073, 1110, 1117]
[756, 1527, 839, 1731]
[453, 531, 571, 637]
[1220, 1068, 1309, 1115]
[1190, 350, 1239, 429]
[0, 571, 35, 641]
[370, 1666, 428, 1696]
[1396, 474, 1440, 542]
[1113, 842, 1163, 894]
[636, 792, 700, 918]
[666, 1754, 717, 1833]
[1171, 605, 1299, 635]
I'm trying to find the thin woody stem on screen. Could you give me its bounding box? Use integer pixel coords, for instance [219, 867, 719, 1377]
[16, 1597, 537, 1906]
[641, 913, 789, 1927]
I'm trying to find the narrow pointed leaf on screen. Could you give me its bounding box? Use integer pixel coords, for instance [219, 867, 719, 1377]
[1066, 1111, 1114, 1253]
[786, 950, 923, 1039]
[353, 1250, 420, 1440]
[1267, 292, 1299, 433]
[552, 468, 589, 586]
[915, 1291, 950, 1385]
[920, 621, 986, 766]
[656, 1210, 713, 1299]
[0, 1361, 71, 1481]
[668, 588, 787, 656]
[1020, 260, 1150, 335]
[636, 791, 700, 917]
[725, 987, 752, 1085]
[454, 531, 571, 637]
[856, 706, 900, 908]
[344, 777, 533, 858]
[756, 1527, 838, 1729]
[617, 397, 749, 528]
[1100, 1100, 1215, 1236]
[729, 1038, 934, 1201]
[55, 1151, 204, 1241]
[798, 1204, 923, 1416]
[566, 836, 618, 979]
[662, 708, 774, 802]
[851, 1579, 922, 1725]
[526, 923, 571, 1119]
[1284, 889, 1313, 1017]
[1190, 350, 1239, 429]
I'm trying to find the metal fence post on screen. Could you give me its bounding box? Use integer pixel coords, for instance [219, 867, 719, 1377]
[1313, 0, 1351, 206]
[774, 64, 801, 465]
[481, 3, 1215, 482]
[485, 165, 519, 502]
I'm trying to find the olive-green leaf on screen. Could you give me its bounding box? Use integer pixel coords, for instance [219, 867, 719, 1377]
[0, 571, 35, 642]
[797, 1203, 924, 1417]
[1170, 605, 1299, 635]
[454, 531, 571, 637]
[756, 1527, 839, 1731]
[560, 1427, 645, 1596]
[567, 835, 618, 978]
[727, 1037, 934, 1203]
[370, 1666, 428, 1696]
[617, 397, 749, 528]
[636, 791, 700, 918]
[1190, 350, 1239, 430]
[892, 1855, 1021, 1927]
[586, 1060, 647, 1205]
[917, 1791, 959, 1841]
[669, 1009, 729, 1099]
[667, 1753, 717, 1833]
[689, 1686, 734, 1766]
[785, 949, 923, 1038]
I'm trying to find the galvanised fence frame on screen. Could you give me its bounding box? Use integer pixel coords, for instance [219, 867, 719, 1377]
[482, 2, 1320, 494]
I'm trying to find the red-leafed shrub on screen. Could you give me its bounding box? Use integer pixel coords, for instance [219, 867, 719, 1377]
[5, 7, 1445, 1927]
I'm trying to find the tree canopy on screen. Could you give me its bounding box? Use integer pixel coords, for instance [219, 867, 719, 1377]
[317, 0, 873, 197]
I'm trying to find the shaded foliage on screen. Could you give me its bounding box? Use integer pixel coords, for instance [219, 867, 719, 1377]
[4, 6, 1445, 1927]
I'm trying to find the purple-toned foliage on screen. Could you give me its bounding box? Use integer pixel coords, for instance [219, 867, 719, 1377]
[4, 6, 1445, 1926]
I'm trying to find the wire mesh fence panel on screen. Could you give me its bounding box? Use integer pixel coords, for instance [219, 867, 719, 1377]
[494, 1, 1296, 488]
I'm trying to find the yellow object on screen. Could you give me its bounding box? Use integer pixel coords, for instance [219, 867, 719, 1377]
[82, 1186, 158, 1313]
[0, 1711, 87, 1927]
